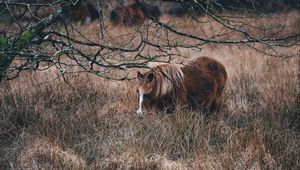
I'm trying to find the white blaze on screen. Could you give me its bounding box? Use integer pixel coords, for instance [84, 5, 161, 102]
[136, 88, 144, 118]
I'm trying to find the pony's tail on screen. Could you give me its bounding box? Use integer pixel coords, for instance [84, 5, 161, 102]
[208, 61, 228, 82]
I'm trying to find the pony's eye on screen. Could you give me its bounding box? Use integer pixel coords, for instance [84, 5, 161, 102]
[147, 73, 155, 82]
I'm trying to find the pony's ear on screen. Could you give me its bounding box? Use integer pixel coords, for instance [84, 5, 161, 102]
[147, 72, 156, 82]
[137, 71, 143, 80]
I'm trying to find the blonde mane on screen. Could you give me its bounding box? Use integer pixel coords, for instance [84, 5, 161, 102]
[153, 64, 185, 98]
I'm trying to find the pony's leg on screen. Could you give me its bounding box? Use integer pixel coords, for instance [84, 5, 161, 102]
[209, 100, 218, 113]
[210, 94, 224, 113]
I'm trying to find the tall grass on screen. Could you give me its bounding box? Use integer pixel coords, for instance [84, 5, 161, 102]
[1, 12, 300, 169]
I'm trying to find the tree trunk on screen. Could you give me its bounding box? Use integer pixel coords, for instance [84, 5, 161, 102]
[0, 1, 72, 80]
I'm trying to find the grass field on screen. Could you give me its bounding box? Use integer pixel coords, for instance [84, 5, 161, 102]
[0, 11, 299, 169]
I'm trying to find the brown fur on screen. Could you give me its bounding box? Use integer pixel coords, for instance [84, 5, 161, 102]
[137, 56, 227, 113]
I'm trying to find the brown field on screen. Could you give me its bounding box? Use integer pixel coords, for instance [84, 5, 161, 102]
[0, 11, 300, 169]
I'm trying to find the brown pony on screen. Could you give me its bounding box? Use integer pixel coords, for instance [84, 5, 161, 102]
[136, 56, 227, 119]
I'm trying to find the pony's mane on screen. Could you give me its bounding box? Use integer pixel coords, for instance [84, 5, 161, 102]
[153, 64, 185, 98]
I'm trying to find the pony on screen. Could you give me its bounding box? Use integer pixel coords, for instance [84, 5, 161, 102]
[136, 56, 227, 119]
[110, 0, 161, 26]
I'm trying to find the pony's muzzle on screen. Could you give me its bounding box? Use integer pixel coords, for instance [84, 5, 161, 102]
[136, 110, 144, 119]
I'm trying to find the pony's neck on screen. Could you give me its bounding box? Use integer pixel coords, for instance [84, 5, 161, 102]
[153, 65, 184, 99]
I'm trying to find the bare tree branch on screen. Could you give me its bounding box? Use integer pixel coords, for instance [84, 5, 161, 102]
[0, 0, 299, 81]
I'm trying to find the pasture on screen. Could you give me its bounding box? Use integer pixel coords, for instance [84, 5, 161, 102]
[0, 10, 300, 169]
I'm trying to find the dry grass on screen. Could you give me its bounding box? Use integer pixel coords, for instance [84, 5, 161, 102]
[1, 11, 300, 169]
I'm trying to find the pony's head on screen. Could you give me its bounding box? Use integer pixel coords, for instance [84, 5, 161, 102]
[136, 70, 157, 119]
[135, 64, 184, 119]
[137, 70, 156, 94]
